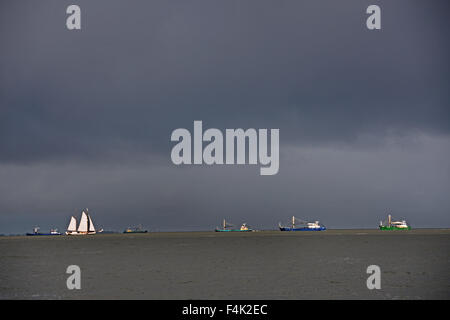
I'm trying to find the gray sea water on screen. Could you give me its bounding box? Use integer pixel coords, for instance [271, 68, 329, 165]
[0, 229, 449, 299]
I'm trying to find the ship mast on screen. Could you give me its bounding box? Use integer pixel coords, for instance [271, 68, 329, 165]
[292, 216, 295, 228]
[86, 208, 90, 231]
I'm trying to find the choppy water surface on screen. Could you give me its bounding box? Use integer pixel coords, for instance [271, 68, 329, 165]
[0, 229, 449, 299]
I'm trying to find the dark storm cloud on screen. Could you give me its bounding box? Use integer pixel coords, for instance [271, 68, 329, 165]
[0, 0, 449, 163]
[0, 0, 449, 233]
[0, 133, 449, 234]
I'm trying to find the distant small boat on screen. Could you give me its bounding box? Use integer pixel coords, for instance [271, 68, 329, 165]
[66, 209, 98, 235]
[26, 227, 62, 236]
[123, 225, 148, 233]
[215, 219, 254, 232]
[279, 216, 326, 231]
[379, 214, 411, 230]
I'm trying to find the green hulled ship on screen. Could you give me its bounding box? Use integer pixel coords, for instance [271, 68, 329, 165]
[379, 214, 411, 230]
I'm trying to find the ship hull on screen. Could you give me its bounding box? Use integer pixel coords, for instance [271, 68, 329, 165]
[123, 231, 148, 234]
[215, 229, 253, 232]
[65, 232, 96, 235]
[26, 233, 62, 236]
[379, 226, 411, 230]
[279, 227, 326, 231]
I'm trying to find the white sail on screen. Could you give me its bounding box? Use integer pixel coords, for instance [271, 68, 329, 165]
[78, 211, 89, 232]
[67, 216, 77, 232]
[88, 215, 96, 232]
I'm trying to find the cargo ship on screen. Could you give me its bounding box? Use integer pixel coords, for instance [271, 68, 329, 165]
[124, 225, 148, 233]
[26, 227, 62, 236]
[279, 216, 326, 231]
[215, 219, 254, 232]
[379, 214, 411, 230]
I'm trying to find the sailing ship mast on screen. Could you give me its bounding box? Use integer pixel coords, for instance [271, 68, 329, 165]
[77, 210, 89, 233]
[88, 209, 95, 233]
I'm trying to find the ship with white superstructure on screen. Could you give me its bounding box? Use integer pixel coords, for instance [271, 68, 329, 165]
[279, 216, 326, 231]
[379, 214, 411, 230]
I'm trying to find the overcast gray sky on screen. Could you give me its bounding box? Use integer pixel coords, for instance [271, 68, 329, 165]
[0, 0, 449, 233]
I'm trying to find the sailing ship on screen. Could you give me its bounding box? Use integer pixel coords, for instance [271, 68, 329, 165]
[66, 209, 97, 235]
[26, 227, 62, 236]
[124, 225, 148, 233]
[379, 214, 411, 230]
[215, 219, 254, 232]
[279, 216, 326, 231]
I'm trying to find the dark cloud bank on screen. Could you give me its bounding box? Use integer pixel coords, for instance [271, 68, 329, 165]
[0, 0, 449, 233]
